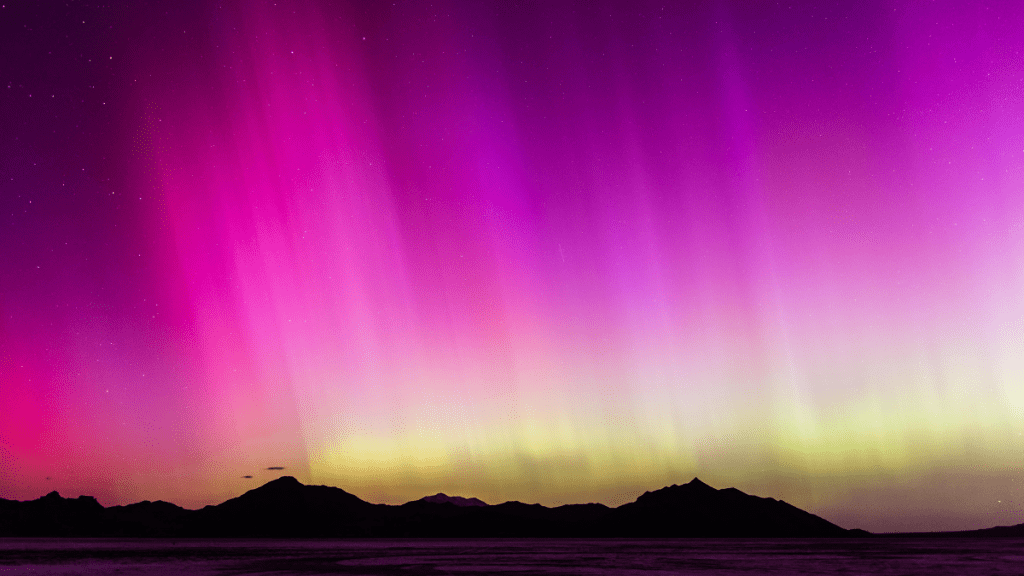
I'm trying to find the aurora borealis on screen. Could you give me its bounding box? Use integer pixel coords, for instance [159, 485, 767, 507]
[2, 1, 1024, 534]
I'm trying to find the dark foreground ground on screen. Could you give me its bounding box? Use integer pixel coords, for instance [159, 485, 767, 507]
[1, 538, 1022, 575]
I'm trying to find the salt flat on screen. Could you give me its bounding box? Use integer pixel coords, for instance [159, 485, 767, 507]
[1, 538, 1023, 575]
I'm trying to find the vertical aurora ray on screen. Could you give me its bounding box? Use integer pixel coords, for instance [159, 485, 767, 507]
[2, 0, 1024, 532]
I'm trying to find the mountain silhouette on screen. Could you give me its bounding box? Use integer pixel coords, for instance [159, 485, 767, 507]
[187, 476, 378, 536]
[603, 478, 852, 537]
[0, 476, 884, 537]
[104, 500, 190, 536]
[0, 491, 103, 536]
[419, 493, 488, 507]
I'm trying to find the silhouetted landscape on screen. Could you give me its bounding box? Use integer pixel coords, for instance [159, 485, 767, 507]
[7, 478, 1024, 575]
[1, 476, 981, 538]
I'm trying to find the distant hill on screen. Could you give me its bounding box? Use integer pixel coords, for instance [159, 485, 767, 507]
[969, 523, 1024, 537]
[419, 493, 488, 507]
[879, 522, 1024, 538]
[103, 500, 191, 537]
[0, 477, 875, 537]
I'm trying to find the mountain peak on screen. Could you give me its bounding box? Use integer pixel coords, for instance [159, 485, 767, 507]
[633, 477, 718, 507]
[420, 493, 488, 507]
[265, 476, 302, 487]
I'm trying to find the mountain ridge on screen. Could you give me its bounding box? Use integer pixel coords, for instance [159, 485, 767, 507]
[418, 493, 489, 507]
[0, 476, 962, 538]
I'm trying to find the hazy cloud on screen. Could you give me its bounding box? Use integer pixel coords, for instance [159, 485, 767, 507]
[266, 466, 285, 470]
[242, 475, 253, 479]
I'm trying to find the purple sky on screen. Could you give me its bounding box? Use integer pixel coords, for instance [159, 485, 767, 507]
[2, 1, 1024, 533]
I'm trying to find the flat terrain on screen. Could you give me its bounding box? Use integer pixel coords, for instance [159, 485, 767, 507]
[1, 538, 1022, 575]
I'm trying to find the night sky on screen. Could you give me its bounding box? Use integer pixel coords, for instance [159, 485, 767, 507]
[3, 1, 1024, 534]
